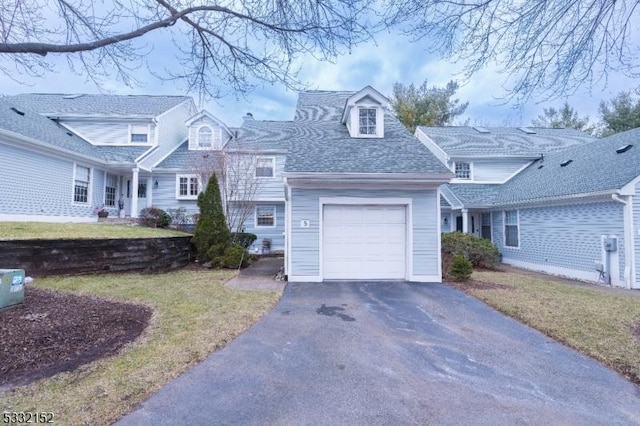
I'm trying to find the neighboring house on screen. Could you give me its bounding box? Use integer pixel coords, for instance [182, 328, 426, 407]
[417, 126, 640, 290]
[0, 93, 195, 221]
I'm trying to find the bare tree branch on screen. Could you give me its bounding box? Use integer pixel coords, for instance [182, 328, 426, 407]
[0, 0, 375, 98]
[384, 0, 640, 102]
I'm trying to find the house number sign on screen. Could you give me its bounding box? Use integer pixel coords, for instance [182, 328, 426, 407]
[300, 220, 310, 228]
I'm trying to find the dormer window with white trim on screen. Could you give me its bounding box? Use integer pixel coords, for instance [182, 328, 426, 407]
[129, 124, 150, 143]
[341, 86, 389, 139]
[359, 108, 377, 135]
[455, 162, 471, 179]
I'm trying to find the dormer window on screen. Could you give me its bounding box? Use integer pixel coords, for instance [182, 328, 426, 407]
[455, 162, 471, 179]
[359, 108, 377, 135]
[130, 124, 150, 143]
[341, 86, 388, 139]
[198, 126, 213, 148]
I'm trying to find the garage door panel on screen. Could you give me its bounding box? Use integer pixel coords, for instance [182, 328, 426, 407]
[322, 204, 407, 280]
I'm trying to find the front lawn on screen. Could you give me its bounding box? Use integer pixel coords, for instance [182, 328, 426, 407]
[0, 222, 190, 239]
[456, 270, 640, 385]
[0, 270, 281, 425]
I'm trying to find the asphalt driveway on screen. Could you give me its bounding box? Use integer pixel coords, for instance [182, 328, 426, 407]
[117, 281, 640, 425]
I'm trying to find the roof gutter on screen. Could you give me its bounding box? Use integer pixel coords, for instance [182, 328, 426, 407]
[490, 189, 619, 208]
[284, 172, 454, 183]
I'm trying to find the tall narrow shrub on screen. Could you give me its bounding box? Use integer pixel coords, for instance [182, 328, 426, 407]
[192, 175, 230, 263]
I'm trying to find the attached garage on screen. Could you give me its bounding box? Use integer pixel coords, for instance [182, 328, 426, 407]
[322, 204, 407, 280]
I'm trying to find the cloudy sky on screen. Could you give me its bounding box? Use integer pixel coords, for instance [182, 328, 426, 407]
[0, 23, 635, 129]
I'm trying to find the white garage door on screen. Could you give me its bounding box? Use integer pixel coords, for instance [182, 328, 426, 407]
[323, 204, 407, 280]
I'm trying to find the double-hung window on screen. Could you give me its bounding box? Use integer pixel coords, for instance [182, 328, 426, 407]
[256, 206, 276, 227]
[105, 173, 117, 206]
[358, 108, 377, 135]
[504, 210, 519, 248]
[73, 165, 91, 204]
[255, 157, 274, 178]
[176, 174, 200, 199]
[130, 124, 149, 143]
[455, 162, 471, 179]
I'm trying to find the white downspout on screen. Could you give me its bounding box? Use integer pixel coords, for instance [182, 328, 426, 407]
[612, 194, 635, 289]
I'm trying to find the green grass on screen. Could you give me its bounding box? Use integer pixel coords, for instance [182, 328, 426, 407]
[464, 270, 640, 384]
[0, 270, 281, 425]
[0, 222, 190, 240]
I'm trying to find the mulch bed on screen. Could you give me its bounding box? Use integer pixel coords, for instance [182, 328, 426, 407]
[0, 287, 151, 390]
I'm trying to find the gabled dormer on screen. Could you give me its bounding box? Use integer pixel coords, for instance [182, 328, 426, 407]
[341, 86, 388, 138]
[185, 109, 232, 150]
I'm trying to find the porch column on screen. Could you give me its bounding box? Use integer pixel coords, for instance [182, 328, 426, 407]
[131, 168, 140, 218]
[462, 209, 470, 234]
[147, 176, 153, 208]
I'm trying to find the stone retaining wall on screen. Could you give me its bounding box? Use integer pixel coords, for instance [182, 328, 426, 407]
[0, 237, 194, 276]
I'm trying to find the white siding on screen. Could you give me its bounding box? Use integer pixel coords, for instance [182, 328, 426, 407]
[62, 119, 155, 145]
[141, 101, 194, 167]
[472, 159, 530, 182]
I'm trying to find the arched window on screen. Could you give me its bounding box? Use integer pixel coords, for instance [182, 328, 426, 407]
[198, 126, 213, 148]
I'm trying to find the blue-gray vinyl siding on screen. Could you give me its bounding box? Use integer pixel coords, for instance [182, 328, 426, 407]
[289, 188, 439, 279]
[236, 202, 285, 252]
[634, 182, 640, 284]
[149, 173, 200, 216]
[0, 142, 106, 218]
[492, 201, 626, 281]
[255, 155, 286, 200]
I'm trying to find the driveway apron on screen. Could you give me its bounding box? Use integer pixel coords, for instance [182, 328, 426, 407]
[117, 281, 640, 425]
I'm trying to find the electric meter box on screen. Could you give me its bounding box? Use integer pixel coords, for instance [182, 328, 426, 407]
[0, 269, 25, 310]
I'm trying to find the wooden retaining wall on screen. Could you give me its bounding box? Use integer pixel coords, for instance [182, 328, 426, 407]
[0, 237, 194, 276]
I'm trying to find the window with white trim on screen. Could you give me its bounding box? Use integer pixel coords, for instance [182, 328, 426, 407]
[130, 124, 149, 143]
[73, 165, 91, 204]
[256, 206, 276, 227]
[358, 108, 377, 135]
[255, 157, 274, 178]
[455, 162, 471, 179]
[176, 174, 200, 199]
[504, 210, 519, 248]
[105, 173, 117, 206]
[138, 182, 147, 198]
[198, 126, 213, 148]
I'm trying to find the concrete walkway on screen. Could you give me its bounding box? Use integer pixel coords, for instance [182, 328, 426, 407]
[224, 256, 286, 291]
[117, 281, 640, 425]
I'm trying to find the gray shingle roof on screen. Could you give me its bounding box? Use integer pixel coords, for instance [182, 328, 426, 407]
[492, 128, 640, 205]
[227, 120, 292, 151]
[155, 141, 197, 169]
[286, 91, 452, 175]
[0, 99, 147, 163]
[418, 126, 596, 157]
[5, 93, 190, 117]
[442, 183, 503, 208]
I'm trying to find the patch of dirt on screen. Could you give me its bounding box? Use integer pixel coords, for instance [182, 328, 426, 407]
[446, 279, 514, 291]
[0, 287, 151, 390]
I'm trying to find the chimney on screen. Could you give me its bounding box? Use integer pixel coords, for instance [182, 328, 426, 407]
[243, 112, 254, 121]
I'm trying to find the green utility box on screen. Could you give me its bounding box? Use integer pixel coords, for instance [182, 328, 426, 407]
[0, 269, 25, 310]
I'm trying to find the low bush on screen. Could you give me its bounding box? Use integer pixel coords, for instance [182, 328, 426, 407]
[219, 243, 250, 269]
[139, 207, 172, 228]
[441, 232, 499, 268]
[449, 254, 473, 281]
[231, 232, 258, 249]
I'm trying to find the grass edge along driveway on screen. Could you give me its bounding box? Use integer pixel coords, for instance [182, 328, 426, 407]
[458, 270, 640, 386]
[0, 269, 281, 426]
